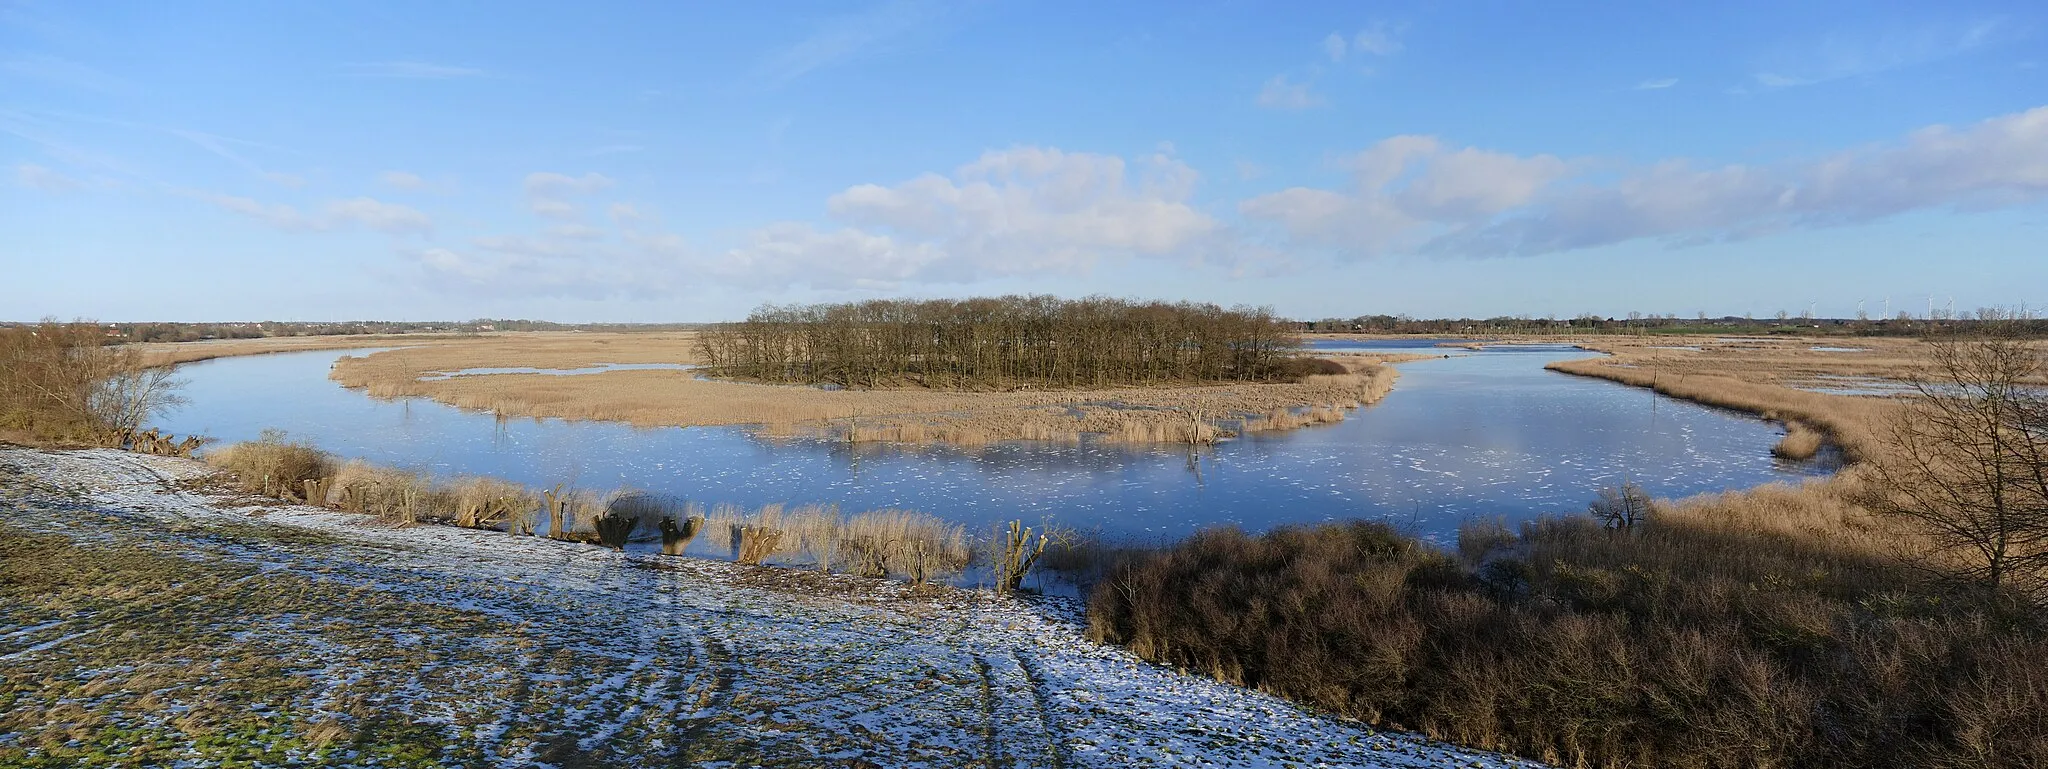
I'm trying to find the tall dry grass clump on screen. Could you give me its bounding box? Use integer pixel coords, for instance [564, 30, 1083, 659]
[449, 477, 538, 531]
[1771, 421, 1825, 460]
[839, 509, 969, 584]
[205, 431, 335, 498]
[702, 503, 967, 581]
[327, 461, 446, 526]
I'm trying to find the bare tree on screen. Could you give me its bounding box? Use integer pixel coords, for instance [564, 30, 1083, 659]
[1868, 327, 2048, 595]
[1589, 481, 1653, 531]
[0, 320, 184, 444]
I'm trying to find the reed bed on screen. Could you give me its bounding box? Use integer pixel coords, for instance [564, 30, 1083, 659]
[703, 503, 969, 582]
[204, 438, 995, 588]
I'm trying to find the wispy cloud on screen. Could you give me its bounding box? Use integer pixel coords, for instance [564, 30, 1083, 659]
[524, 171, 614, 220]
[166, 128, 302, 186]
[0, 53, 127, 93]
[1751, 17, 2008, 89]
[16, 162, 81, 192]
[1351, 21, 1405, 57]
[379, 170, 426, 190]
[1323, 22, 1405, 63]
[186, 190, 433, 235]
[1632, 77, 1679, 90]
[1256, 75, 1324, 110]
[756, 0, 943, 86]
[339, 61, 486, 79]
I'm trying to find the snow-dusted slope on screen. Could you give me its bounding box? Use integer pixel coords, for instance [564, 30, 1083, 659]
[0, 447, 1545, 768]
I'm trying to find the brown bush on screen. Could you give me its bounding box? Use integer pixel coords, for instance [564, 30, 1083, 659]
[1, 320, 183, 445]
[205, 432, 335, 497]
[1088, 513, 2048, 768]
[1275, 356, 1350, 379]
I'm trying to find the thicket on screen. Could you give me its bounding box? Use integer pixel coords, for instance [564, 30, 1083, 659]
[1087, 515, 2048, 768]
[695, 296, 1302, 389]
[0, 321, 183, 445]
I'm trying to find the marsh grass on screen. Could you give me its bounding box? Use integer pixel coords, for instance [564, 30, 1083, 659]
[1772, 420, 1826, 460]
[699, 503, 967, 581]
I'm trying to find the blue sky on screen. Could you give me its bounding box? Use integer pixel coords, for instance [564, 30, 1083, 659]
[4, 1, 2046, 322]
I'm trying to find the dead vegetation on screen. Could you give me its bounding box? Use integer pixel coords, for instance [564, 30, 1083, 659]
[201, 438, 989, 587]
[1, 320, 186, 447]
[1088, 328, 2048, 768]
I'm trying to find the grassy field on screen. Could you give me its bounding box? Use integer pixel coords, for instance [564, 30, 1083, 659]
[0, 447, 1540, 768]
[320, 332, 1419, 445]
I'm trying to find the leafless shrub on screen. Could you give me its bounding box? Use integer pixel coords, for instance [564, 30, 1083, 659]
[0, 320, 185, 445]
[1867, 331, 2048, 595]
[1588, 482, 1653, 531]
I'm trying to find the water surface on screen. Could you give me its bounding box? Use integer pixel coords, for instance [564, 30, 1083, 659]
[154, 341, 1828, 543]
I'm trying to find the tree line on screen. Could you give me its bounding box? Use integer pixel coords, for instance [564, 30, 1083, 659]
[695, 296, 1304, 389]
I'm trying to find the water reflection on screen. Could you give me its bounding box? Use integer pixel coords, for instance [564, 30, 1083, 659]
[154, 342, 1829, 542]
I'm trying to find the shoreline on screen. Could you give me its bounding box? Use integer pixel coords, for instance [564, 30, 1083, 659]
[0, 445, 1540, 768]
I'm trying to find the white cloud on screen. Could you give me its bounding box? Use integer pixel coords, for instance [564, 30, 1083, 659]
[608, 202, 650, 227]
[423, 146, 1238, 296]
[340, 61, 485, 79]
[195, 192, 313, 230]
[190, 191, 432, 235]
[16, 162, 80, 192]
[529, 199, 580, 219]
[816, 146, 1225, 280]
[1255, 75, 1323, 110]
[523, 171, 614, 219]
[1323, 33, 1348, 63]
[1633, 77, 1679, 90]
[325, 197, 433, 234]
[524, 171, 614, 198]
[379, 170, 426, 189]
[1243, 105, 2048, 260]
[1353, 22, 1404, 56]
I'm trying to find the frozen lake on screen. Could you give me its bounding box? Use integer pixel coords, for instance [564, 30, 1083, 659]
[152, 339, 1830, 544]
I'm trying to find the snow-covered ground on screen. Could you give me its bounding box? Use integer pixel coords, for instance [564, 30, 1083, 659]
[0, 447, 1545, 768]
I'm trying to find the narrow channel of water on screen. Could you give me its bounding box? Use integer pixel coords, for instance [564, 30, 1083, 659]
[152, 340, 1829, 543]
